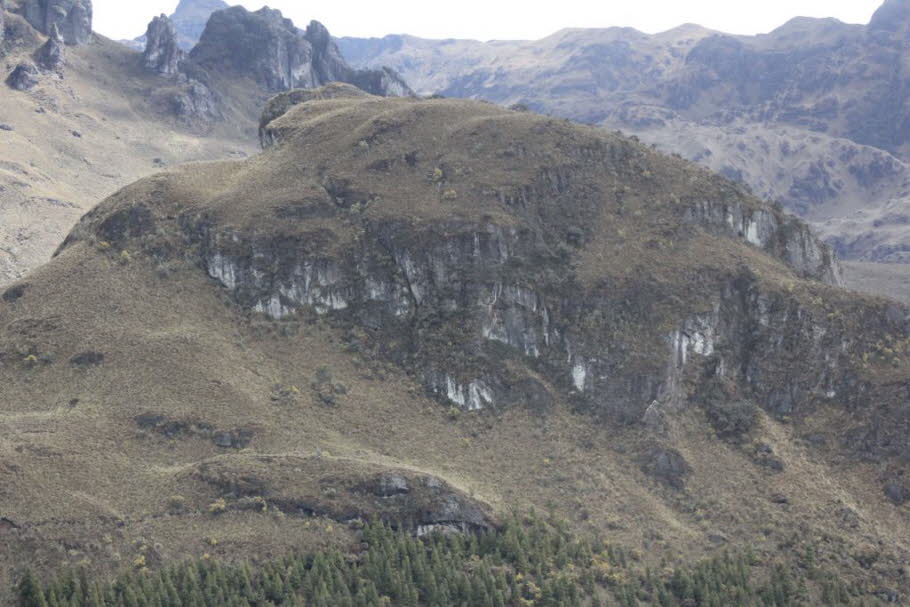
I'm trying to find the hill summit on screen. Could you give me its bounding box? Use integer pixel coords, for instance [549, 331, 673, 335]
[2, 87, 909, 601]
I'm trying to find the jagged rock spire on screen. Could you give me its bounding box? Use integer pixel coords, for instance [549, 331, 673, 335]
[189, 6, 413, 96]
[143, 14, 184, 76]
[36, 23, 65, 71]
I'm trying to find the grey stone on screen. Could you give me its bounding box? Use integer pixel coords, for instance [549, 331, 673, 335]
[142, 14, 183, 76]
[374, 474, 410, 497]
[189, 7, 411, 96]
[885, 483, 908, 505]
[6, 62, 39, 90]
[36, 24, 65, 71]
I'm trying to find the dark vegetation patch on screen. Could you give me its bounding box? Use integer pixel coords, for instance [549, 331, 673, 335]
[696, 376, 759, 442]
[18, 513, 873, 607]
[69, 352, 105, 367]
[1, 283, 27, 303]
[134, 413, 254, 449]
[641, 447, 691, 490]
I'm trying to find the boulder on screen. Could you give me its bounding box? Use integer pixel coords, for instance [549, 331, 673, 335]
[885, 483, 908, 505]
[6, 62, 39, 90]
[142, 14, 183, 76]
[642, 447, 691, 490]
[22, 0, 92, 45]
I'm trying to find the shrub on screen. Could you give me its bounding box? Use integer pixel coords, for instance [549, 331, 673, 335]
[207, 498, 227, 515]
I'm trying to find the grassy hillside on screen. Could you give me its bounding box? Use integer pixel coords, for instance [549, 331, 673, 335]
[0, 88, 908, 604]
[0, 8, 259, 286]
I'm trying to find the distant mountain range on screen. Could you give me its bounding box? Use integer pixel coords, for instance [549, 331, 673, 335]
[119, 0, 910, 262]
[336, 0, 910, 262]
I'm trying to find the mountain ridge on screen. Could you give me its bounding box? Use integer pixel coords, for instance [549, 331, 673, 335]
[335, 1, 910, 263]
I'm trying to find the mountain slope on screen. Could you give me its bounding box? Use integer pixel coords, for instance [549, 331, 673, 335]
[1, 87, 908, 602]
[337, 2, 910, 263]
[0, 5, 258, 287]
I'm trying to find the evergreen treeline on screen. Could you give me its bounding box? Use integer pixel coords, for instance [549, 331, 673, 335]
[17, 513, 872, 607]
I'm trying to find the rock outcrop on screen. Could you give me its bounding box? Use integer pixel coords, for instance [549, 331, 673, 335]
[142, 14, 183, 76]
[189, 6, 412, 96]
[22, 0, 92, 45]
[35, 23, 64, 71]
[65, 91, 879, 434]
[6, 62, 39, 90]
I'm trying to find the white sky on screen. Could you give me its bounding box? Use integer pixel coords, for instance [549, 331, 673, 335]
[93, 0, 886, 42]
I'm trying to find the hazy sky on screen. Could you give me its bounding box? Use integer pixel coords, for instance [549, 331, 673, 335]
[94, 0, 886, 42]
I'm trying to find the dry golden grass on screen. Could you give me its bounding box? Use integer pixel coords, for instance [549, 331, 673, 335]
[0, 89, 907, 599]
[0, 27, 258, 286]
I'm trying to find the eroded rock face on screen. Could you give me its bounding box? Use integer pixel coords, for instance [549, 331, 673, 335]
[65, 92, 894, 436]
[142, 14, 183, 76]
[189, 7, 412, 96]
[35, 23, 64, 71]
[190, 7, 319, 92]
[22, 0, 92, 45]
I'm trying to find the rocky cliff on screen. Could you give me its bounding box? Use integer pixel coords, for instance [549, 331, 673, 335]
[169, 0, 227, 50]
[142, 14, 183, 76]
[189, 6, 411, 96]
[62, 89, 880, 433]
[34, 22, 63, 70]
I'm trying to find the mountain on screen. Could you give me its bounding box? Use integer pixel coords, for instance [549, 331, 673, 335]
[188, 7, 412, 95]
[336, 2, 910, 263]
[125, 0, 228, 51]
[0, 1, 411, 287]
[2, 85, 909, 602]
[0, 0, 257, 288]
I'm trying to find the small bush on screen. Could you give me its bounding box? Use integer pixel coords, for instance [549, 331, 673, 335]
[207, 498, 227, 515]
[166, 495, 187, 514]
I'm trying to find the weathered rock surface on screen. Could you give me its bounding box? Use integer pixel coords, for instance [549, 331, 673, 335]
[64, 90, 892, 439]
[6, 61, 39, 90]
[35, 23, 64, 71]
[190, 6, 412, 96]
[22, 0, 92, 45]
[142, 14, 183, 76]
